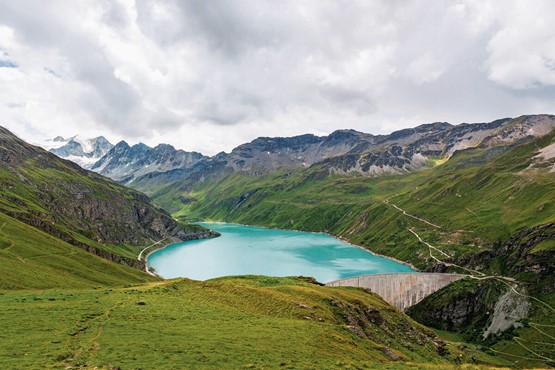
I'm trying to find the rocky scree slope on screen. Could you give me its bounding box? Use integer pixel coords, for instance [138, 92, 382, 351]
[0, 126, 216, 269]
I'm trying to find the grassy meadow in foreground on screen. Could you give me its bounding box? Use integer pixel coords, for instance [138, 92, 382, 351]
[0, 276, 508, 369]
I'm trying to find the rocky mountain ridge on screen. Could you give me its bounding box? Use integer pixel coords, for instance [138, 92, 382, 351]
[126, 115, 555, 193]
[91, 140, 206, 183]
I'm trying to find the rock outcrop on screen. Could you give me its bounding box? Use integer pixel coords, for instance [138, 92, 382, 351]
[406, 279, 527, 343]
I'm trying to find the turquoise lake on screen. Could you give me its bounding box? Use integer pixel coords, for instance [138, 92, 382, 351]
[148, 223, 414, 282]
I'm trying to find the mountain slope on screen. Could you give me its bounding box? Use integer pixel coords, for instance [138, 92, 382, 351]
[161, 117, 555, 367]
[0, 126, 215, 271]
[131, 115, 553, 206]
[0, 212, 153, 290]
[177, 123, 555, 272]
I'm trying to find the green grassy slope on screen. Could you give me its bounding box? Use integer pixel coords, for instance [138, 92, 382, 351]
[0, 212, 155, 290]
[0, 276, 507, 369]
[0, 155, 179, 259]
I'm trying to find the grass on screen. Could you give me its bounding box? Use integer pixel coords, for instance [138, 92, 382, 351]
[0, 212, 155, 290]
[0, 276, 509, 369]
[1, 124, 552, 368]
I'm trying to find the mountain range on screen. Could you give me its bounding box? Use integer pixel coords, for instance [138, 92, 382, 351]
[91, 141, 206, 183]
[43, 115, 555, 193]
[12, 113, 555, 367]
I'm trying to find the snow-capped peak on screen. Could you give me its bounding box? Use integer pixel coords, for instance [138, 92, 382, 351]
[38, 134, 114, 169]
[70, 135, 94, 154]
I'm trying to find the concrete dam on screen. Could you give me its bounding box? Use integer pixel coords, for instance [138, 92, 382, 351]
[326, 273, 467, 311]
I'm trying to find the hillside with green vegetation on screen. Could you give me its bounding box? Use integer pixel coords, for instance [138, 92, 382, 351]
[2, 121, 553, 368]
[0, 207, 503, 368]
[0, 126, 508, 369]
[0, 276, 508, 369]
[146, 125, 555, 367]
[0, 211, 154, 290]
[0, 126, 213, 271]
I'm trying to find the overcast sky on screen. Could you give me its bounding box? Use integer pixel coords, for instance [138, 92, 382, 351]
[1, 0, 554, 155]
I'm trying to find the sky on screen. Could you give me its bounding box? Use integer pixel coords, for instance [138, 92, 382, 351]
[0, 0, 554, 155]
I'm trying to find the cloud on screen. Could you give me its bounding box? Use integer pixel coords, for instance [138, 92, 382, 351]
[0, 0, 553, 155]
[0, 59, 17, 68]
[485, 0, 555, 88]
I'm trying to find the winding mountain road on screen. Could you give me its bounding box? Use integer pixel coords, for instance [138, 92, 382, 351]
[383, 194, 555, 363]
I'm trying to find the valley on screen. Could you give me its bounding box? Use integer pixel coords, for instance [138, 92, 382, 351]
[2, 115, 555, 368]
[133, 115, 554, 367]
[3, 2, 554, 368]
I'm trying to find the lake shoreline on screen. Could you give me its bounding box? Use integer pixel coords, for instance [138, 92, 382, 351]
[144, 243, 167, 277]
[333, 235, 419, 272]
[148, 221, 416, 280]
[144, 230, 220, 277]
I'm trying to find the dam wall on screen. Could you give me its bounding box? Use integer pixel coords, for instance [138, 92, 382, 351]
[326, 273, 467, 311]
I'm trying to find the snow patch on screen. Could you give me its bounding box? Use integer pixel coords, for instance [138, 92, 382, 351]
[71, 135, 94, 153]
[64, 155, 99, 169]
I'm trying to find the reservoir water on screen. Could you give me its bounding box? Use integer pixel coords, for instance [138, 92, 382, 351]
[148, 223, 414, 283]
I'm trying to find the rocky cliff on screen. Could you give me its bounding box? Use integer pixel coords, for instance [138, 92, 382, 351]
[407, 222, 554, 343]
